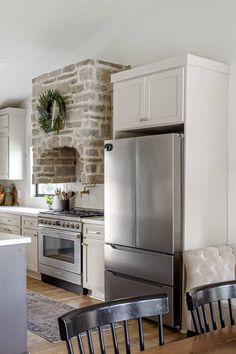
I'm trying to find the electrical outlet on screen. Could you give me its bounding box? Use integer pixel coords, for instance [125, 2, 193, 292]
[18, 190, 22, 198]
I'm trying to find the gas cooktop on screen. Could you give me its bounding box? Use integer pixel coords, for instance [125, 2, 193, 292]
[39, 208, 104, 218]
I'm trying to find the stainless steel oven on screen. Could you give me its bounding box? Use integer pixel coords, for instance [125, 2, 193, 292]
[38, 215, 82, 285]
[38, 208, 104, 287]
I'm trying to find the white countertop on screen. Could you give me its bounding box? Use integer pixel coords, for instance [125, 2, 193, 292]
[81, 216, 104, 225]
[0, 206, 46, 216]
[0, 206, 104, 224]
[0, 232, 31, 246]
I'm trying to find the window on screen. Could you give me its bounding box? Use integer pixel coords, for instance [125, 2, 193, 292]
[36, 183, 64, 197]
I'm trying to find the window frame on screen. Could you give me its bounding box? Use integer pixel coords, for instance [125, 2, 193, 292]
[35, 184, 54, 197]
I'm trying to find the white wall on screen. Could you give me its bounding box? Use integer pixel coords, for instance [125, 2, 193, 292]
[228, 63, 236, 244]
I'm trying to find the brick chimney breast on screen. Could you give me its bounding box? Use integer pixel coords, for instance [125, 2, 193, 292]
[31, 59, 129, 184]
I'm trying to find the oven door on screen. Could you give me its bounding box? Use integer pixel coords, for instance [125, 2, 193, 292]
[38, 227, 81, 274]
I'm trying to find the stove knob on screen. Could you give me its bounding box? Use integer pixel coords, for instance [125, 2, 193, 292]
[61, 222, 65, 227]
[57, 221, 61, 226]
[66, 222, 70, 227]
[75, 224, 80, 229]
[71, 223, 74, 228]
[52, 220, 56, 225]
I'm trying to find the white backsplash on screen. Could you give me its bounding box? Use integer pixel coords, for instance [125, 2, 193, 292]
[24, 182, 104, 210]
[70, 183, 104, 210]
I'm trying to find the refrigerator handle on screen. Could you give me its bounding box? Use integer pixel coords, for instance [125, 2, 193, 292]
[104, 143, 113, 151]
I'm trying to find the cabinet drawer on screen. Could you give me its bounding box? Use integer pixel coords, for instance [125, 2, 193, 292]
[0, 223, 20, 235]
[0, 213, 21, 227]
[22, 216, 37, 230]
[22, 227, 37, 237]
[83, 223, 104, 240]
[0, 114, 9, 133]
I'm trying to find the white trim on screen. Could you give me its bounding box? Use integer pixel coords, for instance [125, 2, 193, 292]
[111, 54, 229, 83]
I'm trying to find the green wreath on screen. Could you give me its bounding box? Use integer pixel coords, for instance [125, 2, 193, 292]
[36, 89, 66, 134]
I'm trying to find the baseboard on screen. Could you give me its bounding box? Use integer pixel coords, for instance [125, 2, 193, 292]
[27, 270, 42, 280]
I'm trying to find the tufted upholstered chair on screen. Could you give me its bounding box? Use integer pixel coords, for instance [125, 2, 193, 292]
[182, 245, 236, 332]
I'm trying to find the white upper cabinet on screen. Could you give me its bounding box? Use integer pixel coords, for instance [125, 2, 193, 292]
[112, 66, 184, 131]
[145, 68, 184, 126]
[0, 137, 9, 179]
[114, 77, 145, 130]
[0, 114, 9, 133]
[0, 108, 26, 180]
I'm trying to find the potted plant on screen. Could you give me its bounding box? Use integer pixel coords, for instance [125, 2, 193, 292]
[44, 195, 54, 210]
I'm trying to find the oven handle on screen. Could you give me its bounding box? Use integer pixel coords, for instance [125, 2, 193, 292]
[38, 227, 81, 240]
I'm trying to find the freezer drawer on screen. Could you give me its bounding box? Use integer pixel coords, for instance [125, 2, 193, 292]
[105, 270, 180, 328]
[105, 244, 180, 287]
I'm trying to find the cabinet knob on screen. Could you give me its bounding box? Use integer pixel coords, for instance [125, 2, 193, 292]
[140, 117, 148, 122]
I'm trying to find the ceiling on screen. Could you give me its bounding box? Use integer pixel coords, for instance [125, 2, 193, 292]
[1, 0, 236, 108]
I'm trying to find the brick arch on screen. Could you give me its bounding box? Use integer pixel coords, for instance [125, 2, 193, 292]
[32, 146, 77, 184]
[32, 135, 105, 184]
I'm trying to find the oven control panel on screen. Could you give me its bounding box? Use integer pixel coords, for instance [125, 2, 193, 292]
[38, 217, 81, 231]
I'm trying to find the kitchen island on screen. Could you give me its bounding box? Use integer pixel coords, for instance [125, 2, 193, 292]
[0, 233, 30, 354]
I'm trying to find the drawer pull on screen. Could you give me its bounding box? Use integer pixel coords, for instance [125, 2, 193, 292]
[89, 231, 101, 235]
[140, 117, 148, 122]
[34, 233, 37, 237]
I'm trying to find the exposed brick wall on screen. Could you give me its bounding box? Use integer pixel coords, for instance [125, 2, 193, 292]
[32, 59, 129, 184]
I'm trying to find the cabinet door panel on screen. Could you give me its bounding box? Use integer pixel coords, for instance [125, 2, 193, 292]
[145, 68, 184, 125]
[22, 228, 38, 272]
[83, 238, 104, 295]
[0, 223, 20, 234]
[0, 213, 21, 226]
[22, 216, 37, 229]
[105, 138, 136, 247]
[114, 78, 145, 130]
[0, 114, 9, 132]
[0, 136, 9, 179]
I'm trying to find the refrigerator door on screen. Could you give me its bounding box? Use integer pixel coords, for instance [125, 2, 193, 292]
[105, 138, 136, 247]
[136, 134, 182, 254]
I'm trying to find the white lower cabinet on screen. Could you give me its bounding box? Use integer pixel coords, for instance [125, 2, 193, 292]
[21, 216, 38, 273]
[0, 213, 21, 234]
[83, 223, 104, 299]
[0, 213, 39, 273]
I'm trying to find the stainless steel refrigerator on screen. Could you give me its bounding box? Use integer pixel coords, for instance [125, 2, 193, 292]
[104, 133, 183, 328]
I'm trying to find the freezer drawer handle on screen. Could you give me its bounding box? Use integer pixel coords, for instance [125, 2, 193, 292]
[104, 143, 113, 151]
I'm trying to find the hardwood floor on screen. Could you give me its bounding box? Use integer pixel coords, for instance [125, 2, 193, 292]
[27, 277, 185, 353]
